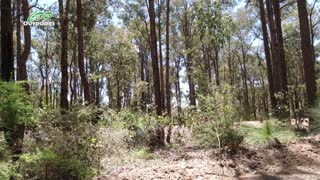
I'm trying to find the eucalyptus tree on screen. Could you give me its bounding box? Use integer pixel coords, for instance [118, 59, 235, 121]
[297, 0, 317, 106]
[58, 0, 70, 110]
[148, 0, 163, 115]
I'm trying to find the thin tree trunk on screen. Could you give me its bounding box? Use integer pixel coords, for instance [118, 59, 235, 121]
[175, 58, 182, 124]
[139, 44, 147, 111]
[165, 0, 171, 116]
[45, 29, 49, 105]
[95, 77, 100, 105]
[158, 0, 165, 110]
[72, 35, 78, 104]
[16, 0, 22, 75]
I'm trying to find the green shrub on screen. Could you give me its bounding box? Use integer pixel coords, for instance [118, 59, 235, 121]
[0, 81, 33, 125]
[133, 146, 152, 159]
[0, 141, 20, 179]
[308, 102, 320, 134]
[19, 147, 96, 179]
[0, 81, 33, 146]
[241, 119, 296, 146]
[0, 161, 19, 180]
[193, 85, 243, 152]
[22, 106, 100, 179]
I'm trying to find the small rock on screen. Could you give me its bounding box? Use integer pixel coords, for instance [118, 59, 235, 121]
[228, 163, 236, 168]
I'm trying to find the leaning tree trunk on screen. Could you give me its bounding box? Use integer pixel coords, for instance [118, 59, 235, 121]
[297, 0, 317, 106]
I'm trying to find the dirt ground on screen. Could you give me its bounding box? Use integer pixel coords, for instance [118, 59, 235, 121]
[95, 131, 320, 180]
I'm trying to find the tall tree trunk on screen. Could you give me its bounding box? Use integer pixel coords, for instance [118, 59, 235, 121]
[107, 78, 113, 108]
[1, 0, 14, 81]
[89, 59, 96, 102]
[17, 0, 30, 82]
[258, 0, 276, 110]
[16, 0, 21, 75]
[175, 58, 182, 124]
[72, 34, 78, 104]
[213, 44, 220, 86]
[148, 0, 162, 115]
[266, 0, 289, 117]
[165, 0, 171, 116]
[158, 0, 165, 110]
[45, 29, 49, 105]
[139, 43, 147, 111]
[227, 39, 234, 85]
[69, 62, 73, 105]
[273, 0, 289, 118]
[10, 0, 31, 157]
[273, 0, 288, 94]
[116, 75, 121, 111]
[183, 7, 196, 107]
[297, 0, 317, 106]
[77, 0, 91, 104]
[241, 44, 249, 113]
[266, 0, 281, 94]
[59, 0, 70, 110]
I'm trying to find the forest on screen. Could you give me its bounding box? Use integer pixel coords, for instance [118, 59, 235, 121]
[0, 0, 320, 179]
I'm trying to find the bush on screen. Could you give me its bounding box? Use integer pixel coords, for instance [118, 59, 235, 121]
[0, 142, 20, 179]
[19, 147, 96, 180]
[21, 106, 100, 179]
[308, 102, 320, 134]
[193, 85, 243, 152]
[241, 119, 296, 146]
[0, 81, 33, 147]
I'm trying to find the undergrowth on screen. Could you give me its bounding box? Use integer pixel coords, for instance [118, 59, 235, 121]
[241, 119, 296, 146]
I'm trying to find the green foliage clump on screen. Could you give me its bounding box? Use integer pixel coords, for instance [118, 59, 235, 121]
[0, 161, 18, 180]
[0, 81, 33, 144]
[19, 147, 95, 180]
[105, 109, 150, 145]
[133, 146, 152, 159]
[0, 81, 33, 124]
[0, 142, 20, 180]
[23, 106, 100, 179]
[241, 119, 296, 146]
[193, 85, 243, 152]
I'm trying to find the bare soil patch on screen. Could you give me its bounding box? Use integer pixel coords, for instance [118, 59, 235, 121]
[95, 134, 320, 180]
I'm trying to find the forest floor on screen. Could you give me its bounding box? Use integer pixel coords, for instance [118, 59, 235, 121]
[95, 125, 320, 180]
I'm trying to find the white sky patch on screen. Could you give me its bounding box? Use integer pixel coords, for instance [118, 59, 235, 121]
[37, 0, 56, 6]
